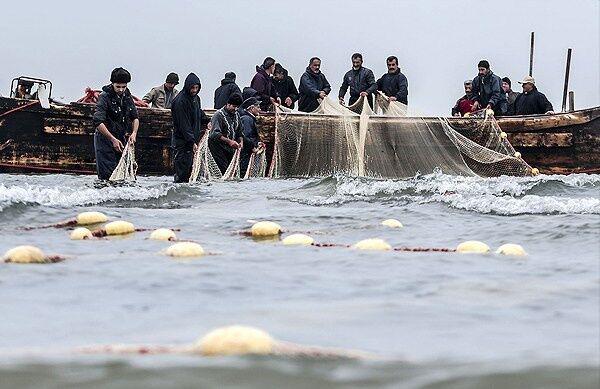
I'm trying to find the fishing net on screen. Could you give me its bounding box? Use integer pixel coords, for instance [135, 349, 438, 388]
[189, 133, 252, 182]
[244, 145, 268, 179]
[269, 96, 532, 179]
[109, 142, 137, 181]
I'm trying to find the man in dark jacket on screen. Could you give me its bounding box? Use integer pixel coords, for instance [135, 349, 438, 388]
[93, 67, 139, 180]
[214, 72, 241, 109]
[208, 93, 244, 174]
[273, 64, 299, 110]
[250, 57, 280, 111]
[298, 57, 331, 113]
[451, 80, 477, 116]
[376, 56, 408, 105]
[239, 97, 264, 174]
[170, 72, 210, 183]
[339, 53, 377, 107]
[502, 77, 520, 116]
[242, 87, 259, 101]
[471, 60, 507, 116]
[514, 76, 554, 115]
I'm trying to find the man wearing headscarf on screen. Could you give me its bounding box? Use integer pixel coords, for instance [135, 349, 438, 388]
[92, 67, 139, 180]
[208, 93, 244, 174]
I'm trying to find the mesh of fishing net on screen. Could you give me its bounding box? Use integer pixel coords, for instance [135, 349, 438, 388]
[109, 142, 138, 181]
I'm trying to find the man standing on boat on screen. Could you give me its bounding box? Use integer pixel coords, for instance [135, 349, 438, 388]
[142, 72, 179, 109]
[338, 53, 377, 107]
[273, 64, 299, 110]
[208, 93, 244, 174]
[471, 60, 507, 116]
[214, 72, 242, 109]
[171, 73, 210, 183]
[376, 56, 408, 105]
[513, 76, 554, 115]
[92, 67, 139, 180]
[251, 57, 280, 111]
[502, 77, 520, 115]
[451, 80, 477, 116]
[298, 57, 331, 113]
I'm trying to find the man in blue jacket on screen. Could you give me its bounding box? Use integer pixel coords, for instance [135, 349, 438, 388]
[170, 73, 210, 183]
[376, 56, 408, 105]
[92, 67, 139, 180]
[239, 97, 264, 174]
[338, 53, 377, 107]
[471, 60, 507, 116]
[298, 57, 331, 112]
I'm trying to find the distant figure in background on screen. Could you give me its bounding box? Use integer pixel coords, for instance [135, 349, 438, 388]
[298, 57, 331, 112]
[171, 73, 210, 183]
[14, 80, 35, 99]
[239, 97, 264, 173]
[214, 72, 241, 109]
[209, 93, 244, 174]
[471, 60, 507, 116]
[93, 67, 139, 180]
[143, 72, 179, 109]
[251, 57, 280, 111]
[376, 56, 408, 105]
[452, 80, 477, 117]
[502, 77, 520, 116]
[273, 64, 299, 110]
[514, 76, 554, 115]
[339, 53, 377, 107]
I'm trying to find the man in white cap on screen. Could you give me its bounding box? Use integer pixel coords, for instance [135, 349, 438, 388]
[514, 76, 554, 115]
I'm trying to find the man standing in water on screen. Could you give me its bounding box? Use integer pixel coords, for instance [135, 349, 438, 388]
[338, 53, 377, 107]
[171, 73, 210, 183]
[93, 67, 139, 180]
[298, 57, 331, 112]
[471, 60, 507, 116]
[239, 97, 264, 174]
[208, 93, 244, 174]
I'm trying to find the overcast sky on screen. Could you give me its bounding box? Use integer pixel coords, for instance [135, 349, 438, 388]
[1, 0, 598, 115]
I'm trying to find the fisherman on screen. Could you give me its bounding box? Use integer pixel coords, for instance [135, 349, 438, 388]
[513, 76, 554, 115]
[298, 57, 331, 113]
[338, 53, 377, 107]
[451, 80, 477, 117]
[142, 72, 179, 109]
[502, 77, 520, 115]
[242, 87, 259, 101]
[471, 60, 507, 116]
[251, 57, 280, 111]
[14, 80, 35, 99]
[239, 97, 265, 174]
[273, 64, 299, 110]
[208, 93, 244, 174]
[92, 67, 139, 180]
[214, 72, 242, 109]
[170, 73, 210, 183]
[376, 56, 408, 104]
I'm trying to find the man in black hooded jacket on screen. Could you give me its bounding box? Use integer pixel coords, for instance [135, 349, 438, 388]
[273, 64, 299, 110]
[93, 67, 139, 180]
[214, 72, 241, 109]
[298, 57, 331, 112]
[471, 60, 507, 116]
[171, 73, 210, 183]
[376, 56, 408, 105]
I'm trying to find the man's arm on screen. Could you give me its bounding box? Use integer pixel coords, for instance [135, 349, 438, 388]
[322, 74, 331, 95]
[142, 88, 156, 105]
[539, 92, 554, 113]
[301, 74, 320, 97]
[338, 72, 349, 100]
[365, 69, 378, 95]
[93, 94, 123, 152]
[487, 76, 503, 108]
[396, 74, 408, 104]
[288, 77, 299, 102]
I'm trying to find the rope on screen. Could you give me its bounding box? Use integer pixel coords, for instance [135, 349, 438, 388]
[0, 100, 39, 119]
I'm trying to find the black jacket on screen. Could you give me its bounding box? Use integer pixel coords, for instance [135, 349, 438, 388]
[273, 71, 299, 109]
[376, 70, 408, 104]
[298, 67, 331, 112]
[250, 65, 278, 111]
[209, 107, 243, 141]
[471, 70, 507, 115]
[171, 73, 210, 148]
[93, 85, 138, 140]
[514, 87, 554, 115]
[239, 109, 259, 149]
[214, 78, 241, 109]
[338, 67, 377, 101]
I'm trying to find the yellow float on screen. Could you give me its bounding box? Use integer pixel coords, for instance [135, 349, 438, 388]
[251, 221, 282, 237]
[164, 242, 204, 257]
[70, 227, 92, 240]
[195, 325, 275, 356]
[282, 233, 314, 246]
[76, 211, 108, 225]
[496, 243, 527, 257]
[104, 220, 135, 236]
[3, 245, 46, 264]
[150, 228, 177, 241]
[353, 238, 392, 251]
[381, 219, 403, 228]
[456, 240, 490, 254]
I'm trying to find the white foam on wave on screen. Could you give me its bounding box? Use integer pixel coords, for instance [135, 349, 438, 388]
[0, 183, 172, 211]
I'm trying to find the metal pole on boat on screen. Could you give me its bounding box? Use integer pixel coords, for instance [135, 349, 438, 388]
[529, 32, 535, 76]
[561, 48, 572, 112]
[568, 91, 575, 112]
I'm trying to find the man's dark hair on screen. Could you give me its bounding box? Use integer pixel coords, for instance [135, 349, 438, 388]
[274, 63, 285, 75]
[502, 77, 511, 87]
[262, 57, 276, 69]
[478, 60, 490, 69]
[110, 67, 131, 83]
[386, 56, 398, 64]
[309, 57, 321, 64]
[351, 53, 363, 60]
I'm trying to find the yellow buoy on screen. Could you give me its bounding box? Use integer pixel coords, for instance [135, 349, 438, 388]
[195, 325, 275, 356]
[514, 151, 522, 159]
[76, 211, 108, 225]
[150, 228, 176, 241]
[353, 238, 392, 251]
[456, 240, 490, 254]
[251, 221, 282, 237]
[381, 219, 403, 228]
[164, 242, 204, 257]
[531, 167, 540, 176]
[500, 131, 507, 139]
[3, 245, 46, 264]
[496, 243, 527, 257]
[70, 227, 92, 240]
[104, 220, 135, 236]
[282, 233, 314, 246]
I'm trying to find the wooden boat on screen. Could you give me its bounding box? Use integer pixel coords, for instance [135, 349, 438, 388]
[1, 94, 598, 176]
